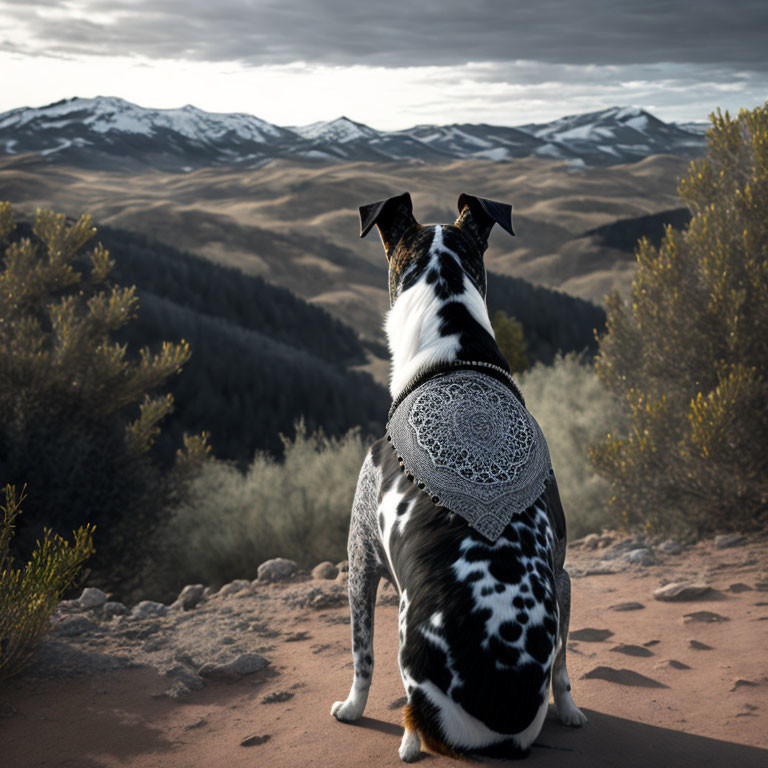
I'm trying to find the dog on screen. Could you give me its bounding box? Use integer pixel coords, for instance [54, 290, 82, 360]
[331, 192, 587, 761]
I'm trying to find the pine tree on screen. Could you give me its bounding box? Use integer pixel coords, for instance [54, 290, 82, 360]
[590, 104, 768, 536]
[491, 310, 530, 374]
[0, 204, 205, 592]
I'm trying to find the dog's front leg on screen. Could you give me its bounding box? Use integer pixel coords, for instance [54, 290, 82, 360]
[332, 454, 382, 722]
[331, 536, 381, 721]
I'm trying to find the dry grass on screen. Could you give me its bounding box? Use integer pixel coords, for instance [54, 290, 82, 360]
[520, 354, 626, 538]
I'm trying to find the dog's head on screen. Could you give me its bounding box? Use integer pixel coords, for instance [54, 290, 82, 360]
[359, 193, 514, 306]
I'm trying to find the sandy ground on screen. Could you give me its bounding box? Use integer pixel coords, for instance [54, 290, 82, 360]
[2, 534, 767, 768]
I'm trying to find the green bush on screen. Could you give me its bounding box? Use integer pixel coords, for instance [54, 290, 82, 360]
[143, 423, 369, 599]
[0, 486, 94, 682]
[491, 310, 530, 373]
[520, 355, 625, 538]
[591, 104, 768, 536]
[0, 203, 204, 594]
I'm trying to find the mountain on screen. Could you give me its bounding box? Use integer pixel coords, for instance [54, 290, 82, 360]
[0, 96, 707, 170]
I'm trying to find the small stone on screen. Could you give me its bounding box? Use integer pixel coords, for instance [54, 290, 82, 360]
[582, 533, 600, 550]
[312, 561, 338, 580]
[714, 533, 746, 549]
[570, 627, 614, 642]
[130, 601, 168, 620]
[654, 583, 713, 602]
[217, 580, 252, 597]
[78, 588, 108, 610]
[202, 586, 214, 598]
[257, 558, 298, 582]
[336, 560, 349, 573]
[229, 653, 269, 675]
[199, 653, 269, 682]
[610, 644, 654, 657]
[643, 639, 661, 647]
[625, 548, 655, 566]
[176, 584, 205, 610]
[689, 639, 713, 650]
[609, 602, 645, 612]
[581, 666, 668, 688]
[388, 696, 408, 710]
[51, 615, 96, 637]
[728, 583, 753, 594]
[262, 690, 294, 704]
[58, 599, 82, 613]
[683, 611, 730, 623]
[102, 601, 127, 619]
[241, 734, 271, 747]
[658, 540, 683, 555]
[656, 659, 691, 670]
[166, 665, 205, 691]
[731, 679, 758, 691]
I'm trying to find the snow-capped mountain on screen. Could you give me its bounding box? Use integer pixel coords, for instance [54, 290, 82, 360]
[0, 96, 707, 170]
[516, 106, 705, 162]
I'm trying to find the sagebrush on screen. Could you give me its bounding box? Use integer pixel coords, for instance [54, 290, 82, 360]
[520, 355, 624, 538]
[0, 486, 94, 682]
[143, 423, 369, 598]
[144, 358, 618, 597]
[591, 104, 768, 536]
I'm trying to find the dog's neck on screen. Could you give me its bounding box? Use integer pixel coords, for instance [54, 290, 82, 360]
[385, 225, 508, 400]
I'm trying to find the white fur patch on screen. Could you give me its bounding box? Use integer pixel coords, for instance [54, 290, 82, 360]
[385, 225, 496, 399]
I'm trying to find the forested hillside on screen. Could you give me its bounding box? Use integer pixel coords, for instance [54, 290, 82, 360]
[487, 271, 606, 363]
[12, 222, 388, 463]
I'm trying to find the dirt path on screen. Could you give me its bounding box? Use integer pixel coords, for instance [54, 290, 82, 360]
[2, 535, 767, 767]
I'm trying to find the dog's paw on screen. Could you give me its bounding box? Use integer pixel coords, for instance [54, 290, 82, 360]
[399, 728, 422, 762]
[557, 701, 588, 727]
[331, 698, 363, 722]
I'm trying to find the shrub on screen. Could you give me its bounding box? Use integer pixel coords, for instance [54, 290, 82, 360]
[491, 310, 530, 373]
[143, 423, 369, 599]
[520, 355, 624, 538]
[0, 203, 200, 593]
[590, 104, 768, 536]
[0, 486, 94, 682]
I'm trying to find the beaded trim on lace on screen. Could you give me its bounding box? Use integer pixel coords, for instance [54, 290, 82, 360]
[386, 368, 551, 541]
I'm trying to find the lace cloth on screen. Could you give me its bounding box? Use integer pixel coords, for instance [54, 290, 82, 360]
[386, 369, 552, 541]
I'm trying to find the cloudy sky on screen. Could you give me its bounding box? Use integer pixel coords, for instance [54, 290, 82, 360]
[1, 0, 766, 129]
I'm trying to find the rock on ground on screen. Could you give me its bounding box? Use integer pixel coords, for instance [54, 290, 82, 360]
[653, 583, 713, 601]
[257, 558, 298, 582]
[176, 584, 205, 610]
[312, 562, 338, 580]
[78, 588, 108, 610]
[130, 601, 169, 620]
[715, 533, 747, 549]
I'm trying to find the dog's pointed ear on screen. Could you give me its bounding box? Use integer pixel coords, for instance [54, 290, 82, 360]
[359, 192, 417, 259]
[455, 193, 514, 251]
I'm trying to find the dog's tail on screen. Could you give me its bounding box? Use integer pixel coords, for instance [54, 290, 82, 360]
[403, 692, 529, 761]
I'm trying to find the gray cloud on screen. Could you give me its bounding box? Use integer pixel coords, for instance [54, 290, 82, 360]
[2, 0, 768, 71]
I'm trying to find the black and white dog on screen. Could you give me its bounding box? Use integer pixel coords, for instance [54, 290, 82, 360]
[331, 193, 586, 761]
